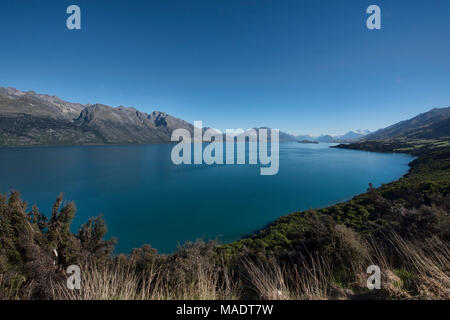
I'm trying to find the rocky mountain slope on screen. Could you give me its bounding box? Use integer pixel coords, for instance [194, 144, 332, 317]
[0, 87, 193, 146]
[0, 87, 84, 120]
[364, 107, 450, 140]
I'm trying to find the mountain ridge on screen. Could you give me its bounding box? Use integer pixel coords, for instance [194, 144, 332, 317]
[0, 87, 193, 146]
[1, 87, 448, 146]
[364, 107, 450, 140]
[295, 130, 371, 143]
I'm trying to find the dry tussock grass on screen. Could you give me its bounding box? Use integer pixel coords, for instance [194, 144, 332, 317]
[3, 231, 448, 300]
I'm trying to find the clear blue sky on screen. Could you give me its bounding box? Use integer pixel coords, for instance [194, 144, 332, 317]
[0, 0, 449, 135]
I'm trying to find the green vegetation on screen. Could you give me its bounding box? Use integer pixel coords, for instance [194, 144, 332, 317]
[1, 138, 449, 300]
[221, 139, 450, 254]
[333, 137, 450, 155]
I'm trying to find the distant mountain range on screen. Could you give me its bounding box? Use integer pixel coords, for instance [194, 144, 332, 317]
[1, 87, 448, 146]
[295, 130, 371, 143]
[294, 106, 450, 142]
[338, 129, 371, 140]
[242, 107, 450, 142]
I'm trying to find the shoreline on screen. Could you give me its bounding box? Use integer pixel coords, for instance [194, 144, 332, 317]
[222, 138, 449, 254]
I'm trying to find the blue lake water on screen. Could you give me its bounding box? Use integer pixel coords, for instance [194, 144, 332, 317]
[0, 142, 413, 253]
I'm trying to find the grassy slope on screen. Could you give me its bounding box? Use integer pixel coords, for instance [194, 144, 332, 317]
[221, 138, 450, 256]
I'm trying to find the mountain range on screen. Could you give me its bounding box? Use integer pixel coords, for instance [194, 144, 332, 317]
[0, 87, 448, 146]
[363, 107, 450, 140]
[295, 130, 371, 143]
[0, 87, 193, 146]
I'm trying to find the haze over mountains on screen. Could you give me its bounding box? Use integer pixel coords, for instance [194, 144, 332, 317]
[295, 130, 371, 143]
[0, 87, 448, 147]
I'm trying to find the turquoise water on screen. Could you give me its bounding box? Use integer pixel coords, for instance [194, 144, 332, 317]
[0, 142, 413, 253]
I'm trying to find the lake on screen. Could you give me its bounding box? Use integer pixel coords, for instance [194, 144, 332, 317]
[0, 142, 414, 253]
